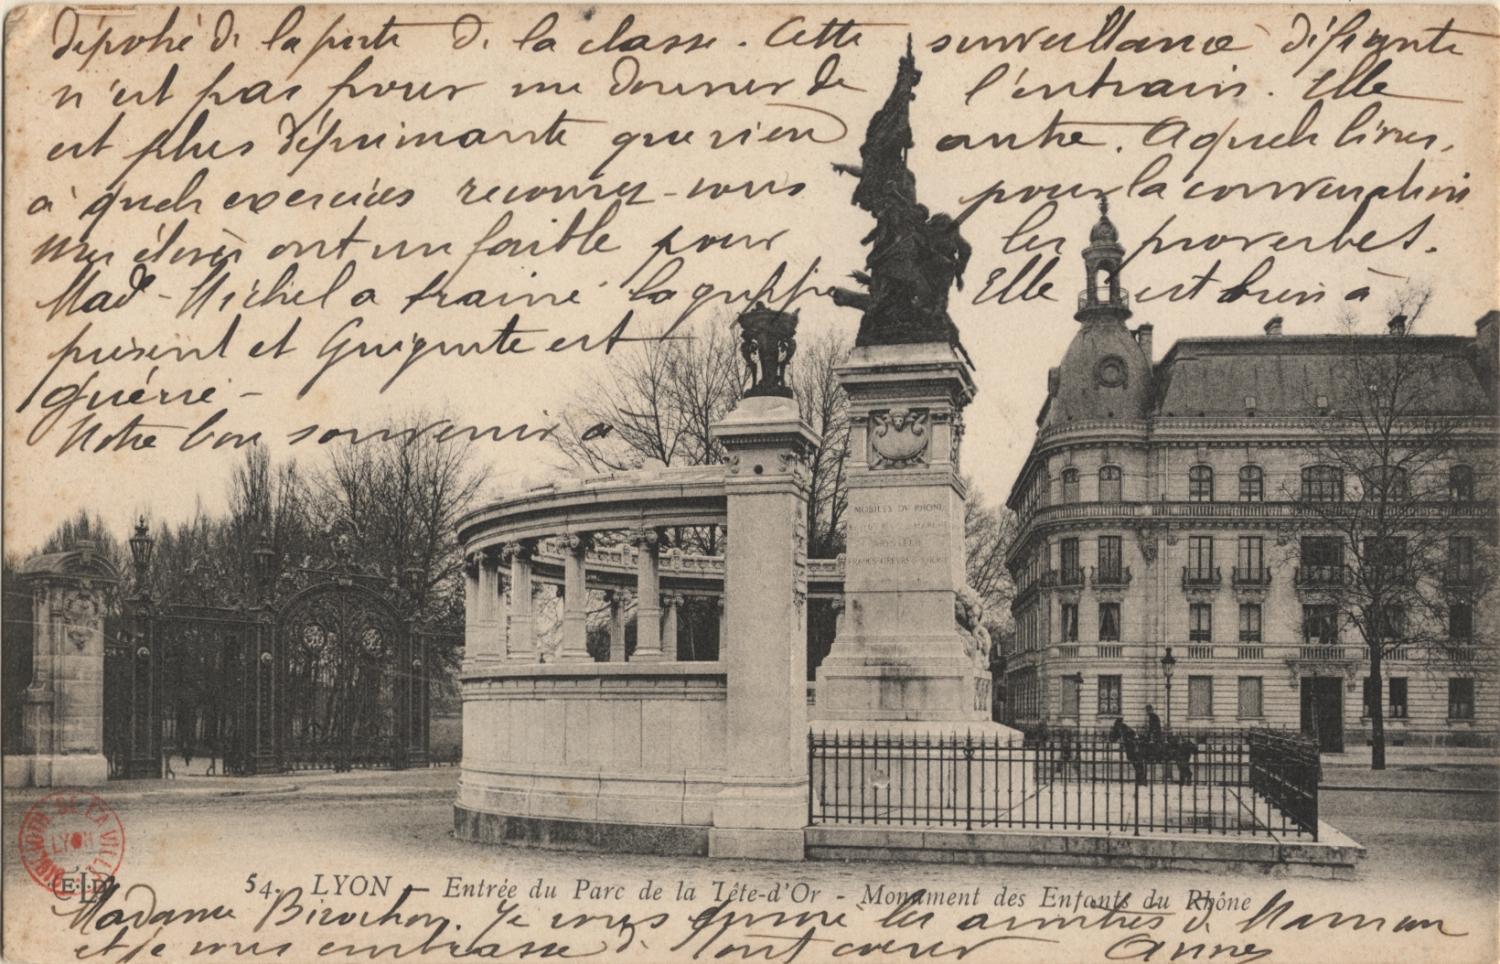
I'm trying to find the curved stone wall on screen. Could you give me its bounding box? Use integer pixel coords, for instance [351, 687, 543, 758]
[455, 663, 727, 853]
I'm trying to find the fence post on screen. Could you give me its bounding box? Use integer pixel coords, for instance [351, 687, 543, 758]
[964, 731, 973, 831]
[806, 731, 814, 825]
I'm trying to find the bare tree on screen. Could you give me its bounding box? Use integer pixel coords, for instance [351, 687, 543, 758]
[551, 319, 741, 473]
[964, 478, 1018, 618]
[311, 410, 491, 625]
[1290, 291, 1496, 769]
[794, 330, 853, 558]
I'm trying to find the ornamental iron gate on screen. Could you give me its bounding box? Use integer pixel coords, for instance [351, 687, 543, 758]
[105, 538, 431, 779]
[278, 581, 426, 771]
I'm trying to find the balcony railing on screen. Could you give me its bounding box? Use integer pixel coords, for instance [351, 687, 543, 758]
[1182, 566, 1222, 589]
[1077, 288, 1131, 311]
[1186, 644, 1214, 660]
[1237, 645, 1265, 660]
[1443, 567, 1482, 591]
[1043, 568, 1086, 589]
[1091, 565, 1132, 588]
[1097, 644, 1123, 659]
[1295, 565, 1348, 588]
[1016, 499, 1497, 535]
[1232, 567, 1272, 588]
[1300, 644, 1346, 660]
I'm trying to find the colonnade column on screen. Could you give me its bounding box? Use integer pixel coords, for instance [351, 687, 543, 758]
[506, 540, 537, 661]
[660, 593, 681, 661]
[708, 391, 819, 860]
[607, 591, 626, 662]
[473, 547, 504, 664]
[462, 555, 480, 668]
[716, 596, 727, 658]
[559, 533, 593, 661]
[632, 528, 664, 661]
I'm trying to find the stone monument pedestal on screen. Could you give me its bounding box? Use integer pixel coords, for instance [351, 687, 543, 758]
[815, 343, 1004, 727]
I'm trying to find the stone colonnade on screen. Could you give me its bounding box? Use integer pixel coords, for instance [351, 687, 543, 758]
[463, 532, 726, 666]
[455, 394, 819, 860]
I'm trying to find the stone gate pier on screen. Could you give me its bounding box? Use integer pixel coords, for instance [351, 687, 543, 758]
[3, 542, 118, 788]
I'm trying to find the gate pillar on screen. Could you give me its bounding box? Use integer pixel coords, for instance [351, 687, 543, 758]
[3, 542, 118, 788]
[708, 393, 819, 859]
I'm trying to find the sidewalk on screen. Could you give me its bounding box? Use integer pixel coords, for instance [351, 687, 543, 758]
[1320, 745, 1498, 770]
[1317, 748, 1498, 794]
[2, 766, 460, 807]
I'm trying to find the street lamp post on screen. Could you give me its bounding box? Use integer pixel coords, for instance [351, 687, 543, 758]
[128, 517, 154, 600]
[1160, 647, 1177, 730]
[1064, 671, 1084, 720]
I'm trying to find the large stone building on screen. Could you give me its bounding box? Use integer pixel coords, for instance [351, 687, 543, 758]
[1002, 201, 1498, 749]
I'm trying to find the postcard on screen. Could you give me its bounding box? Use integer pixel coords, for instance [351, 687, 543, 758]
[3, 4, 1497, 962]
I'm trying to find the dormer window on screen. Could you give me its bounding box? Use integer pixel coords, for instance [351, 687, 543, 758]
[1095, 356, 1127, 388]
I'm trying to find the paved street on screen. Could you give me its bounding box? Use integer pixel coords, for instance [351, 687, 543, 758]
[4, 767, 1496, 964]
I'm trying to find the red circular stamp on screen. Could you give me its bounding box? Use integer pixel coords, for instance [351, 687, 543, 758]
[18, 791, 125, 900]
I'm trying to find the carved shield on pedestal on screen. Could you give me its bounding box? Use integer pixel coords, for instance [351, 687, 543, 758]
[869, 408, 930, 468]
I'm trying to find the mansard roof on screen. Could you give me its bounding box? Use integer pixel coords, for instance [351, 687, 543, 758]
[1152, 333, 1496, 418]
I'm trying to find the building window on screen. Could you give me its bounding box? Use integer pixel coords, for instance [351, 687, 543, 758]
[1098, 675, 1123, 716]
[1448, 679, 1475, 720]
[1060, 538, 1080, 581]
[1099, 465, 1123, 502]
[1238, 465, 1264, 502]
[1099, 602, 1121, 642]
[1239, 603, 1262, 643]
[1188, 465, 1214, 502]
[1061, 675, 1081, 718]
[1237, 536, 1264, 577]
[1188, 676, 1214, 718]
[1362, 465, 1408, 502]
[1364, 536, 1408, 581]
[1061, 603, 1079, 642]
[1363, 677, 1406, 718]
[1303, 604, 1339, 645]
[1301, 465, 1343, 501]
[1300, 536, 1343, 584]
[1098, 536, 1123, 581]
[1449, 536, 1476, 583]
[1450, 601, 1473, 640]
[1061, 468, 1080, 503]
[1378, 605, 1406, 642]
[1187, 535, 1215, 578]
[1238, 677, 1263, 718]
[1189, 603, 1213, 642]
[1450, 464, 1475, 502]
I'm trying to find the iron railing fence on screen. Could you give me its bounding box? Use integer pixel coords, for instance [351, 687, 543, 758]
[808, 727, 1319, 840]
[1246, 728, 1320, 836]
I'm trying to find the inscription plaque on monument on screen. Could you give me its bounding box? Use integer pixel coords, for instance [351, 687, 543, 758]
[844, 492, 960, 593]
